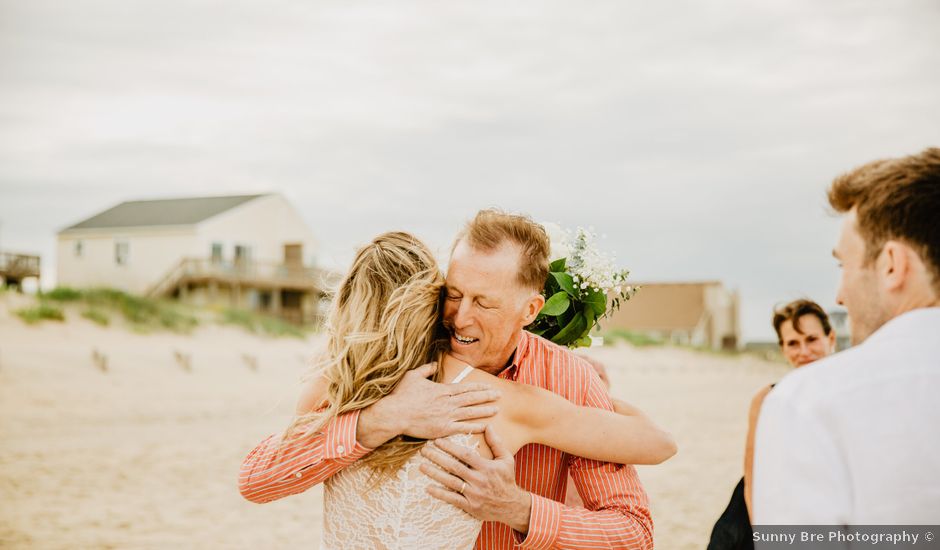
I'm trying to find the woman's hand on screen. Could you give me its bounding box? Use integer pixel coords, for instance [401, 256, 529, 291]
[356, 362, 501, 448]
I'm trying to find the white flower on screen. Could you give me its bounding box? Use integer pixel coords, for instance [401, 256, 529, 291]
[530, 221, 638, 348]
[541, 221, 572, 261]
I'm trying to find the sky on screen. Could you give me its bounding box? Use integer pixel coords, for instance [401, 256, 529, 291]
[1, 0, 939, 342]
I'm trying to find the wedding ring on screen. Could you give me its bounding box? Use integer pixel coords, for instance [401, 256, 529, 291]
[459, 481, 467, 495]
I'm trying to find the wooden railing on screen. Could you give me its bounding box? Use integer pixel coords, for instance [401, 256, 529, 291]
[146, 257, 334, 297]
[0, 252, 41, 279]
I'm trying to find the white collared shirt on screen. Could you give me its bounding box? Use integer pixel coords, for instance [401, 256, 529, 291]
[753, 307, 940, 524]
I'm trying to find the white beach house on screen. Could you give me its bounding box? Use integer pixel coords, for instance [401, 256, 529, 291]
[56, 193, 331, 323]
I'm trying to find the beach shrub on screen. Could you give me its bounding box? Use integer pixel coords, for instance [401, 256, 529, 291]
[156, 307, 199, 332]
[81, 309, 110, 326]
[39, 287, 198, 333]
[76, 288, 196, 332]
[221, 308, 307, 339]
[43, 287, 84, 301]
[15, 303, 66, 324]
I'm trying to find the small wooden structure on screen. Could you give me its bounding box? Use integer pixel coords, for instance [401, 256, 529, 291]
[0, 252, 41, 290]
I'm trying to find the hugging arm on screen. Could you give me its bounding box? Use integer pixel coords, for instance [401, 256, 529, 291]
[239, 362, 499, 503]
[545, 374, 656, 549]
[511, 382, 677, 465]
[423, 370, 661, 548]
[238, 376, 374, 504]
[520, 374, 657, 549]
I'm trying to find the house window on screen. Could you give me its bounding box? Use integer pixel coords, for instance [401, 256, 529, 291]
[211, 242, 223, 263]
[234, 244, 251, 265]
[74, 240, 84, 258]
[115, 241, 129, 265]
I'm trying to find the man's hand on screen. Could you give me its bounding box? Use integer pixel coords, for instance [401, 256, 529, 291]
[420, 425, 532, 534]
[356, 362, 500, 449]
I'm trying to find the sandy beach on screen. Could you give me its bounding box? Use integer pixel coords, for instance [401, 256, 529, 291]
[0, 292, 790, 549]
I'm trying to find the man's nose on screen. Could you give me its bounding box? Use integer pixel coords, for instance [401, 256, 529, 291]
[453, 298, 473, 327]
[799, 343, 812, 356]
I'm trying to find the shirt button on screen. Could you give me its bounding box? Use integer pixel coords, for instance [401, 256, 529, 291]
[295, 472, 302, 478]
[336, 444, 345, 454]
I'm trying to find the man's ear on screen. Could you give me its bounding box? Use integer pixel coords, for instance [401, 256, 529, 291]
[522, 292, 545, 325]
[880, 240, 910, 292]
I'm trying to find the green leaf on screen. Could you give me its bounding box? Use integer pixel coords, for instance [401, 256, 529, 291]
[543, 276, 559, 297]
[583, 288, 607, 317]
[551, 272, 577, 296]
[540, 292, 570, 316]
[573, 334, 593, 348]
[548, 258, 567, 272]
[582, 303, 597, 327]
[551, 312, 587, 345]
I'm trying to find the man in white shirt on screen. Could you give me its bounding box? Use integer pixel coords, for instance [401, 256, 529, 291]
[753, 147, 940, 524]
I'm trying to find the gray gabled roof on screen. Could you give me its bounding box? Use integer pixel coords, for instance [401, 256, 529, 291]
[62, 194, 268, 232]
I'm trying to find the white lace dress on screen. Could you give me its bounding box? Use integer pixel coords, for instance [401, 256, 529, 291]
[321, 367, 483, 550]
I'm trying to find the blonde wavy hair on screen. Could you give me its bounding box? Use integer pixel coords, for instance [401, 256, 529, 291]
[283, 231, 448, 480]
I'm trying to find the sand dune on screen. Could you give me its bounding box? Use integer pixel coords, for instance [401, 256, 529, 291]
[0, 295, 788, 549]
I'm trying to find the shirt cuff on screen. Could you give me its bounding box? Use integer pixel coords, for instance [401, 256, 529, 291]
[322, 409, 374, 462]
[515, 493, 562, 549]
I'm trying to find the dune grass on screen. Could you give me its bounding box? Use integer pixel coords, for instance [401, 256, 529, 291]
[220, 308, 308, 339]
[15, 303, 66, 324]
[22, 286, 312, 338]
[40, 287, 198, 333]
[81, 308, 110, 327]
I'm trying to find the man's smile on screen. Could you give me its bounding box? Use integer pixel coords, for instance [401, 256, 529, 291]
[452, 331, 479, 345]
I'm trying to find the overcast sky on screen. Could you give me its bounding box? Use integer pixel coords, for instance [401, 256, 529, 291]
[1, 0, 938, 341]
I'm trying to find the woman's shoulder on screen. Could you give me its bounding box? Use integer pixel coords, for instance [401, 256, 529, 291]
[440, 354, 518, 396]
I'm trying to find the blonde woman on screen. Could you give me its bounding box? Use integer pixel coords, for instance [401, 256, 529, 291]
[241, 231, 675, 550]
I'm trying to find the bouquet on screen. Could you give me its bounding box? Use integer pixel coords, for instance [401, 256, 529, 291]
[527, 224, 639, 348]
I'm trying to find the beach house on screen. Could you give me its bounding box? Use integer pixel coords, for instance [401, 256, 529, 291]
[56, 193, 332, 323]
[602, 281, 741, 350]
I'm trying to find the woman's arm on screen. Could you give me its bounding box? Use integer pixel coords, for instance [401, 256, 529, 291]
[505, 382, 677, 465]
[744, 384, 773, 517]
[238, 374, 373, 504]
[611, 397, 651, 419]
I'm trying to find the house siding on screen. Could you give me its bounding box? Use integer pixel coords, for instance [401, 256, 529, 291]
[57, 227, 198, 294]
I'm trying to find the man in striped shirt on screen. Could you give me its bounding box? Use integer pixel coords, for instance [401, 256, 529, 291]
[240, 209, 654, 549]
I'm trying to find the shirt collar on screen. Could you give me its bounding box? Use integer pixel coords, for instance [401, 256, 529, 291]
[862, 306, 940, 346]
[498, 331, 531, 381]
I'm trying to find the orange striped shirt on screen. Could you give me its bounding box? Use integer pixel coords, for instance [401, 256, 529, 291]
[239, 332, 653, 549]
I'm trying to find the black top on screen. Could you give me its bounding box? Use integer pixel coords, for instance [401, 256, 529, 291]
[707, 477, 753, 550]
